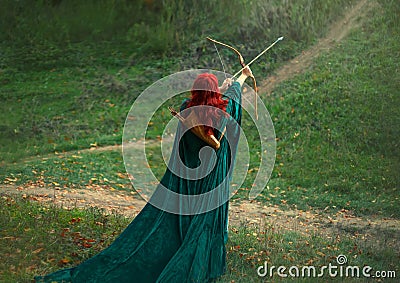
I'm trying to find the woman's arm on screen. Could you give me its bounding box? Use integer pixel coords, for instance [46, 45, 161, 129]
[219, 66, 253, 93]
[219, 78, 234, 93]
[235, 66, 253, 87]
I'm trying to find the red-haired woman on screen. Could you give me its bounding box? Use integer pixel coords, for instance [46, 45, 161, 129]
[35, 67, 253, 283]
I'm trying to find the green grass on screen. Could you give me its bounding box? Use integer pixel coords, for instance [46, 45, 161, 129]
[0, 195, 130, 283]
[0, 0, 355, 55]
[1, 1, 399, 218]
[251, 0, 400, 217]
[0, 0, 399, 282]
[0, 0, 358, 164]
[0, 44, 181, 162]
[0, 149, 131, 191]
[221, 225, 399, 282]
[1, 195, 398, 282]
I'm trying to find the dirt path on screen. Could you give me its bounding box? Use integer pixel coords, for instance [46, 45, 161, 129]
[259, 0, 375, 95]
[2, 183, 399, 250]
[2, 0, 398, 248]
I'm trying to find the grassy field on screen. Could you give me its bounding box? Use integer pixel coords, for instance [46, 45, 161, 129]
[1, 0, 399, 282]
[0, 0, 357, 163]
[1, 196, 397, 282]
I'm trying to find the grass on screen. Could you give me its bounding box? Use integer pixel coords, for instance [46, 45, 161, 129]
[0, 44, 181, 162]
[0, 0, 358, 164]
[1, 0, 398, 216]
[222, 225, 398, 282]
[252, 0, 400, 217]
[1, 149, 131, 192]
[0, 195, 130, 282]
[0, 0, 399, 282]
[0, 0, 355, 55]
[1, 195, 398, 282]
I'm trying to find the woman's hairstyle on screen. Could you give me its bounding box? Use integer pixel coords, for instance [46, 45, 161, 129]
[186, 73, 228, 136]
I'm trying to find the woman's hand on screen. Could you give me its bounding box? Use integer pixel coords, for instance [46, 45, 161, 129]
[236, 66, 253, 87]
[219, 78, 234, 93]
[242, 66, 253, 78]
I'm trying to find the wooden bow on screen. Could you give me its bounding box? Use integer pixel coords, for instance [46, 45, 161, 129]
[206, 37, 258, 119]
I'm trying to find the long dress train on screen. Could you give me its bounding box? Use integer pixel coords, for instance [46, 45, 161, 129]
[35, 82, 242, 283]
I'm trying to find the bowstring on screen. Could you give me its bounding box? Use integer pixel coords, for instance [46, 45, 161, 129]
[212, 42, 228, 80]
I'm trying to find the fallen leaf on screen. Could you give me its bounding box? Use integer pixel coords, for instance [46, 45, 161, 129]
[33, 248, 44, 254]
[58, 258, 70, 265]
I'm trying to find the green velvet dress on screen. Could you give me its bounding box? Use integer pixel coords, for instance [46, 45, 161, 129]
[35, 82, 242, 283]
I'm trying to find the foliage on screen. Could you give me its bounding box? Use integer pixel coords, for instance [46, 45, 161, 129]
[1, 0, 356, 57]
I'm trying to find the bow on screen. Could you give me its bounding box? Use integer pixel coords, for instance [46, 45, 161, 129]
[206, 37, 259, 119]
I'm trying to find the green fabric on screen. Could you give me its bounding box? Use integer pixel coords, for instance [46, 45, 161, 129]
[35, 82, 242, 283]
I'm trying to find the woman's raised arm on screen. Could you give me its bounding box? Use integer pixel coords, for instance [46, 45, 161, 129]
[235, 66, 253, 87]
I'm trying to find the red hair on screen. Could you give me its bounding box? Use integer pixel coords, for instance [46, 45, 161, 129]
[186, 73, 228, 136]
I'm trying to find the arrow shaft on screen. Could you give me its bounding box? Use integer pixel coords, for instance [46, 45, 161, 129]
[232, 37, 283, 78]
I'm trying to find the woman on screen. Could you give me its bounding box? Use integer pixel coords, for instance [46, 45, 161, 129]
[35, 66, 253, 283]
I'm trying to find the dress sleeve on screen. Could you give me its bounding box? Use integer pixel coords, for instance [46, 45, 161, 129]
[222, 82, 242, 124]
[180, 98, 190, 112]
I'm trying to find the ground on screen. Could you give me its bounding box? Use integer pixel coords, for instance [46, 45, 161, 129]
[1, 0, 399, 250]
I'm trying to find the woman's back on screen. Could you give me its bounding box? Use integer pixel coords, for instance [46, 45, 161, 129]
[35, 72, 249, 283]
